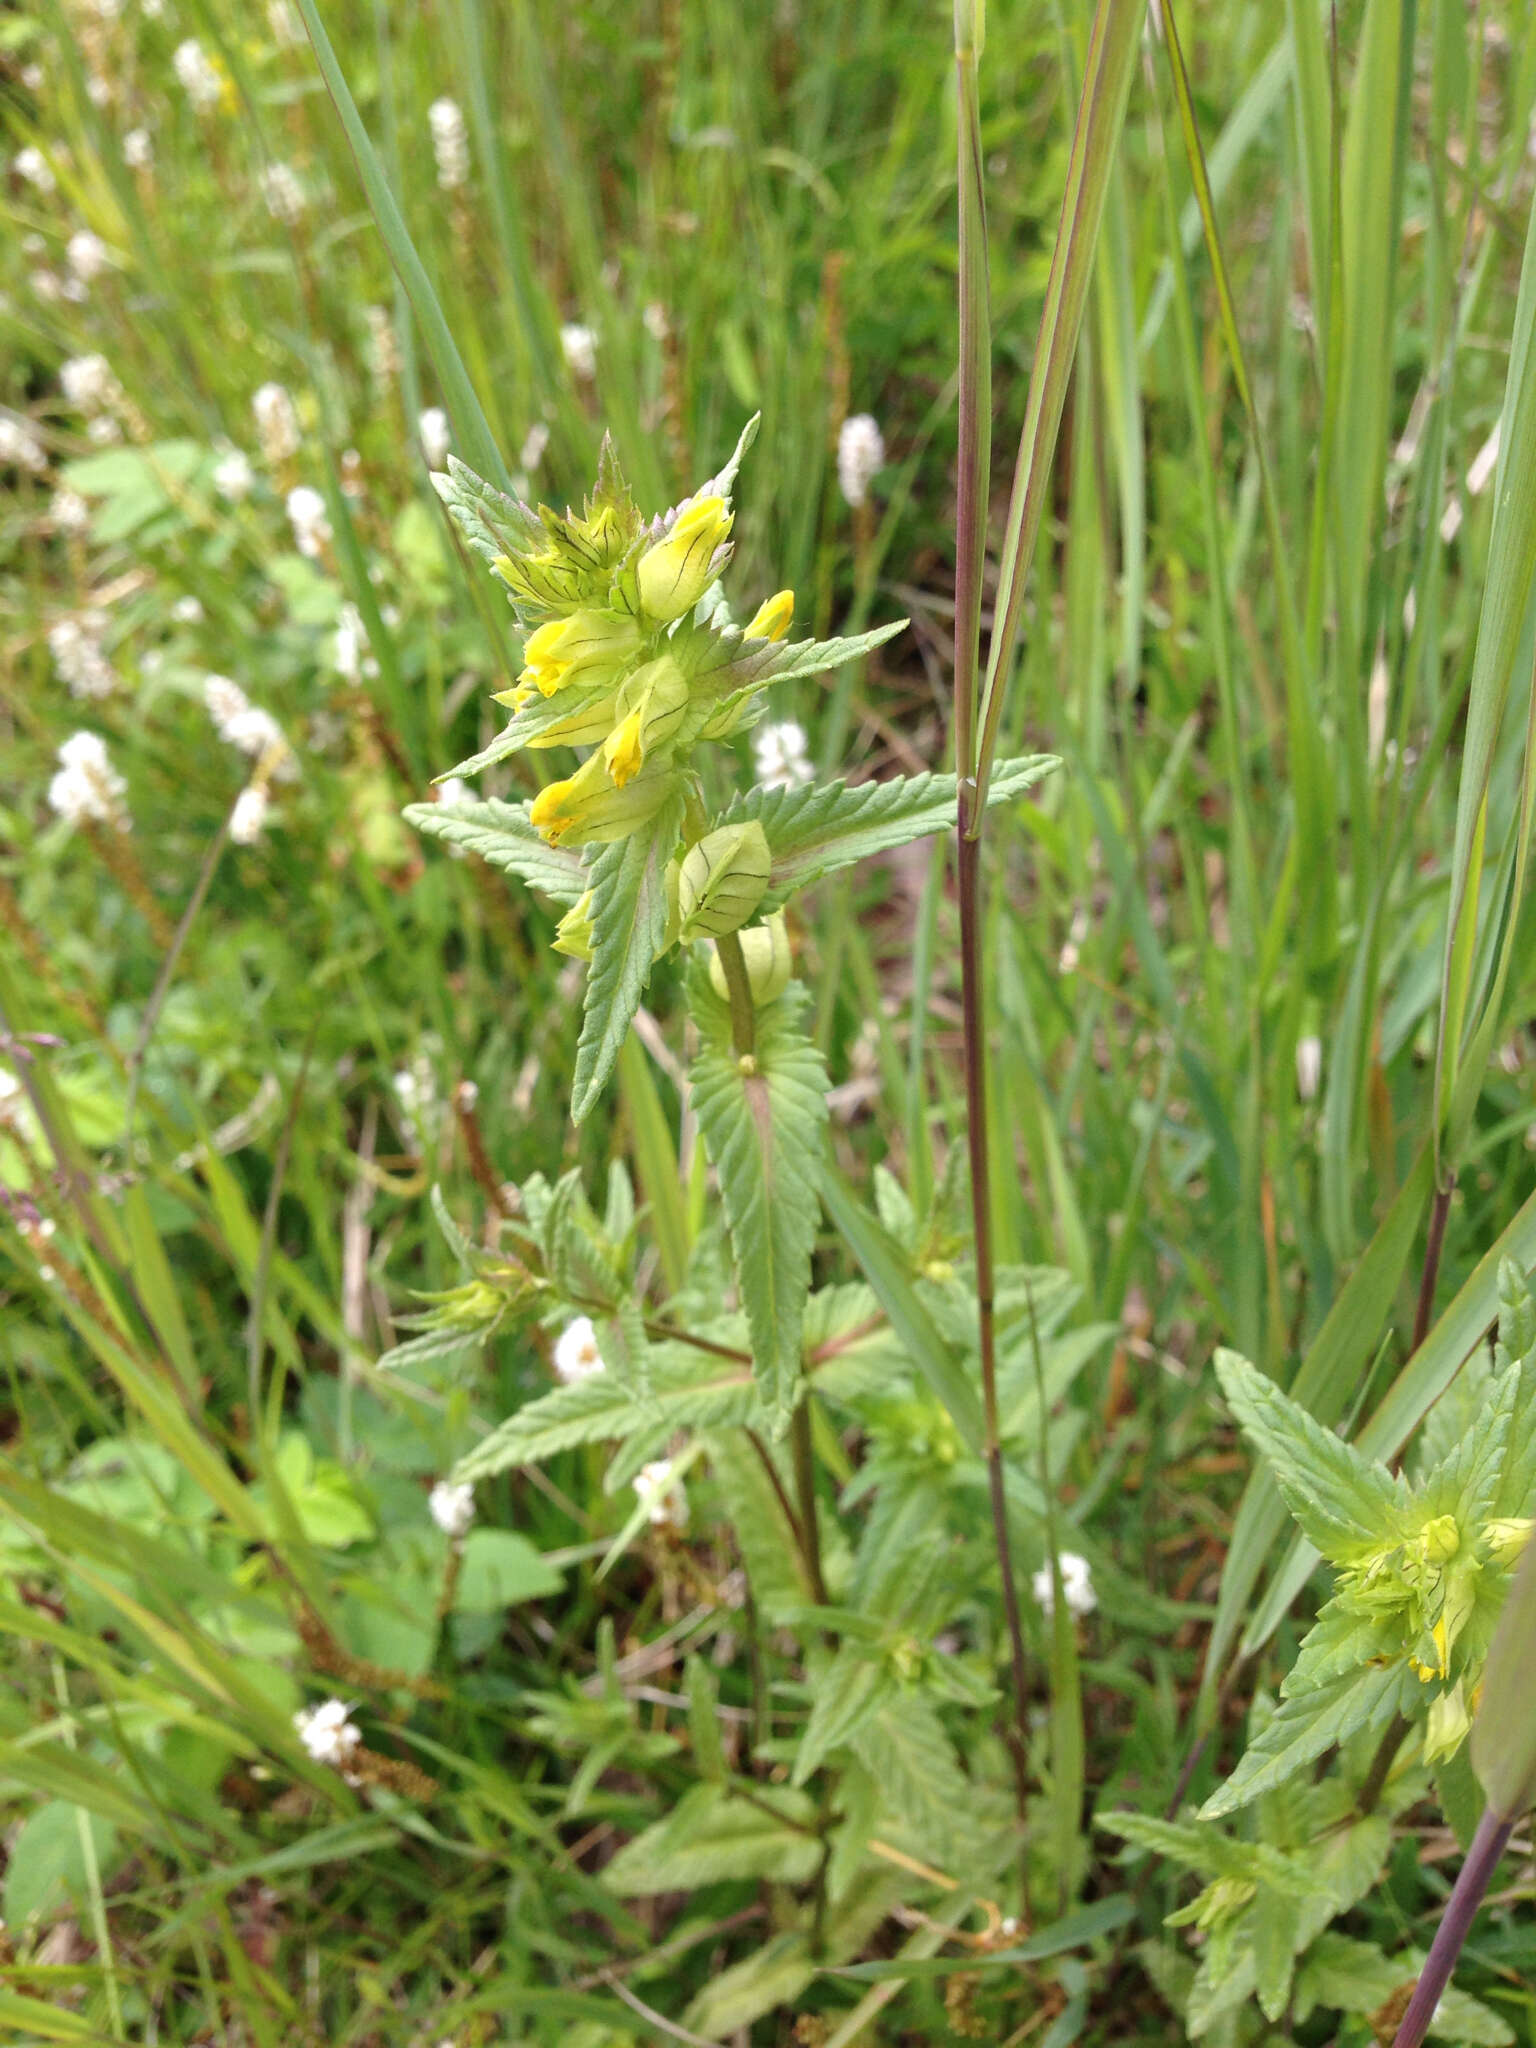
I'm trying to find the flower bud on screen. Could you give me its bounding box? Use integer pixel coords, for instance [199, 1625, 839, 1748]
[552, 890, 594, 960]
[518, 610, 640, 698]
[1484, 1517, 1534, 1568]
[637, 495, 733, 623]
[515, 690, 623, 747]
[744, 588, 794, 641]
[709, 912, 791, 1005]
[529, 750, 676, 848]
[678, 820, 770, 939]
[602, 655, 689, 788]
[1423, 1677, 1472, 1767]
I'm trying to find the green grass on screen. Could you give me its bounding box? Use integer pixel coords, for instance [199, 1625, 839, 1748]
[4, 0, 1536, 2040]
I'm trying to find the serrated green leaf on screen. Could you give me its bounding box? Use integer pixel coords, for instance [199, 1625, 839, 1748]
[602, 1781, 819, 1894]
[1100, 1811, 1312, 1894]
[375, 1323, 496, 1373]
[793, 1648, 894, 1786]
[713, 754, 1056, 909]
[1200, 1664, 1405, 1820]
[689, 989, 828, 1417]
[1215, 1350, 1407, 1564]
[571, 794, 684, 1122]
[452, 1351, 759, 1483]
[404, 800, 585, 905]
[1297, 1934, 1514, 2044]
[452, 1529, 564, 1611]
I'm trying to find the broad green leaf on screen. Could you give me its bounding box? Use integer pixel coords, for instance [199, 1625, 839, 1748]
[689, 985, 829, 1418]
[601, 1781, 820, 1894]
[571, 793, 684, 1122]
[1297, 1934, 1514, 2044]
[452, 1350, 759, 1482]
[452, 1529, 564, 1612]
[821, 1172, 985, 1452]
[792, 1648, 895, 1786]
[1214, 1350, 1407, 1564]
[403, 799, 585, 905]
[716, 756, 1056, 909]
[2, 1801, 117, 1928]
[1200, 1664, 1406, 1820]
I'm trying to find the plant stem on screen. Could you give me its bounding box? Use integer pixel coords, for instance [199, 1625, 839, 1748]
[790, 1398, 828, 1604]
[1357, 1711, 1412, 1817]
[1391, 1806, 1514, 2048]
[957, 819, 1033, 1841]
[713, 929, 757, 1061]
[1413, 1174, 1456, 1349]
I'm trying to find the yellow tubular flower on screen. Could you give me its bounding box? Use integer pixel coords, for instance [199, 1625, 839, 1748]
[637, 496, 734, 623]
[744, 589, 794, 641]
[518, 611, 640, 698]
[529, 750, 675, 848]
[602, 656, 689, 788]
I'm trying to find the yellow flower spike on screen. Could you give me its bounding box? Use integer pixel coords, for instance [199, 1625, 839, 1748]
[601, 656, 689, 788]
[637, 495, 734, 623]
[517, 611, 641, 698]
[744, 589, 794, 642]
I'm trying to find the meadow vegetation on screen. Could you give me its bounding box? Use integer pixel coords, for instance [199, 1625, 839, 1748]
[3, 1, 1536, 2042]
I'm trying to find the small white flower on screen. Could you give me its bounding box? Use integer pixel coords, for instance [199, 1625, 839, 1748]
[518, 421, 550, 474]
[123, 128, 154, 171]
[229, 785, 270, 845]
[428, 1480, 475, 1539]
[333, 601, 370, 682]
[86, 72, 113, 109]
[293, 1698, 362, 1769]
[267, 0, 303, 48]
[20, 63, 44, 92]
[50, 489, 90, 534]
[65, 230, 110, 284]
[14, 146, 56, 194]
[418, 406, 451, 469]
[259, 162, 306, 224]
[437, 776, 470, 807]
[0, 415, 47, 472]
[60, 353, 123, 417]
[837, 412, 885, 509]
[212, 446, 254, 501]
[559, 322, 597, 382]
[253, 381, 300, 464]
[428, 97, 470, 190]
[751, 718, 813, 790]
[86, 415, 121, 445]
[174, 39, 225, 113]
[642, 301, 669, 342]
[1032, 1551, 1095, 1619]
[634, 1459, 689, 1532]
[553, 1316, 605, 1385]
[1295, 1035, 1322, 1103]
[0, 1067, 25, 1127]
[171, 594, 204, 624]
[203, 674, 291, 769]
[48, 616, 115, 700]
[48, 730, 129, 830]
[285, 483, 330, 558]
[31, 268, 63, 303]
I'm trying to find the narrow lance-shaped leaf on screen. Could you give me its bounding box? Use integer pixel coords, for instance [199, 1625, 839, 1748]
[972, 0, 1142, 806]
[570, 793, 684, 1122]
[688, 982, 830, 1422]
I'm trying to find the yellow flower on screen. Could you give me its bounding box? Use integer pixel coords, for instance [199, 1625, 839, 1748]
[744, 589, 794, 641]
[518, 611, 640, 698]
[602, 656, 689, 789]
[529, 751, 676, 848]
[637, 496, 733, 623]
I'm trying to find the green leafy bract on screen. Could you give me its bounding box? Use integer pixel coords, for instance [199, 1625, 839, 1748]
[688, 980, 829, 1421]
[714, 754, 1056, 909]
[570, 792, 684, 1121]
[403, 799, 585, 905]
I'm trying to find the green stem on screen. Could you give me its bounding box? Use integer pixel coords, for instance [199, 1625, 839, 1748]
[713, 929, 758, 1060]
[790, 1398, 828, 1605]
